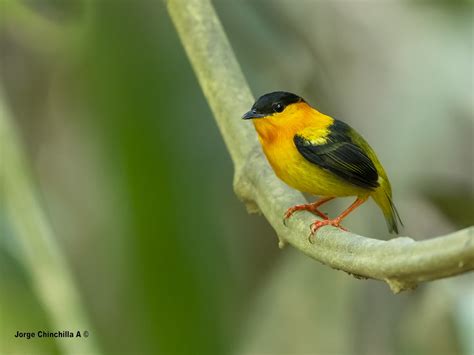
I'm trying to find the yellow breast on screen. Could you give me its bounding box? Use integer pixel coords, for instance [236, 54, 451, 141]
[253, 103, 369, 197]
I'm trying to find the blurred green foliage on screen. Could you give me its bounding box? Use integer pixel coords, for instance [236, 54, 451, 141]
[0, 249, 60, 354]
[80, 2, 232, 353]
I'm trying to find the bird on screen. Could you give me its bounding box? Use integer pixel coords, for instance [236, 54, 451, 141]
[242, 91, 402, 236]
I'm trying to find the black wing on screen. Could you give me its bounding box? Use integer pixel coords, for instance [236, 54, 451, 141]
[294, 121, 379, 190]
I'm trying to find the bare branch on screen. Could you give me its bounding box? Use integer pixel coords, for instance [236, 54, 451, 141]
[166, 0, 474, 292]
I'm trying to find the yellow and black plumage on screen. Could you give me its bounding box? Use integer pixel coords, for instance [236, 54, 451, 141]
[242, 91, 402, 235]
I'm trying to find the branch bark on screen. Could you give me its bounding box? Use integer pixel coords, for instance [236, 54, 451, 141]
[166, 0, 474, 293]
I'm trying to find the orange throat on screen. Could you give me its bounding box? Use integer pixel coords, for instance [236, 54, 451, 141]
[252, 102, 333, 144]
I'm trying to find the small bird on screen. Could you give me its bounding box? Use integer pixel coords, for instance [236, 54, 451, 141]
[242, 91, 402, 236]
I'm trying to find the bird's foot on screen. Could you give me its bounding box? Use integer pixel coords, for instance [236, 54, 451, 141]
[283, 203, 328, 225]
[308, 219, 348, 243]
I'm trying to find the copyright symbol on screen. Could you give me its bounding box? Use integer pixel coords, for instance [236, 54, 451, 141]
[83, 331, 89, 338]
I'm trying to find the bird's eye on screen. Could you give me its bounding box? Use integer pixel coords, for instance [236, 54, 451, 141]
[273, 103, 284, 113]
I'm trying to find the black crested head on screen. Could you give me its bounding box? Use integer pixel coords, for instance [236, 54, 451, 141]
[242, 91, 304, 120]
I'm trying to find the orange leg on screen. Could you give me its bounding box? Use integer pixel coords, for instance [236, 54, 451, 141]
[309, 197, 367, 237]
[283, 196, 335, 225]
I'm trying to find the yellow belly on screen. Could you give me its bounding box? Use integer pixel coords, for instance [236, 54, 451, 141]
[261, 137, 369, 197]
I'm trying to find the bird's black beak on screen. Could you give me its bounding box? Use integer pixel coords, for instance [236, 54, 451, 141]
[242, 110, 265, 120]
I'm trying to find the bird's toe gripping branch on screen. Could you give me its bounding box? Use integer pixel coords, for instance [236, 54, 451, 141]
[309, 218, 348, 242]
[283, 204, 328, 225]
[282, 196, 335, 226]
[307, 197, 367, 242]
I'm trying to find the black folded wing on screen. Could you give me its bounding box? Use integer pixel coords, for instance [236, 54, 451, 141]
[294, 121, 379, 190]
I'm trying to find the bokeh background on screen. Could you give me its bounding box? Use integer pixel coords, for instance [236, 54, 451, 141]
[1, 0, 473, 354]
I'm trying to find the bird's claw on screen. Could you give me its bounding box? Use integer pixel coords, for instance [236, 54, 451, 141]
[282, 207, 297, 226]
[282, 204, 329, 227]
[308, 219, 348, 242]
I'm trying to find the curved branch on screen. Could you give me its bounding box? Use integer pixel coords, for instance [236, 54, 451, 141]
[166, 0, 474, 293]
